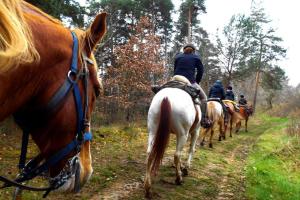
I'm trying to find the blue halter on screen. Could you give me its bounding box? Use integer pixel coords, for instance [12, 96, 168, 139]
[0, 32, 93, 197]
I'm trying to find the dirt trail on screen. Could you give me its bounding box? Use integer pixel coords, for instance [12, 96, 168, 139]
[215, 142, 250, 200]
[92, 126, 263, 200]
[0, 118, 269, 200]
[93, 180, 142, 200]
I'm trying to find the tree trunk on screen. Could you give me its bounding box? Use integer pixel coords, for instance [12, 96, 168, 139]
[187, 6, 191, 43]
[252, 70, 260, 113]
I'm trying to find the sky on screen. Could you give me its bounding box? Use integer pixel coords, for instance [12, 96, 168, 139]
[80, 0, 299, 86]
[172, 0, 300, 87]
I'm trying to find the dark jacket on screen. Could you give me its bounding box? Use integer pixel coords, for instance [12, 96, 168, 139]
[208, 82, 225, 100]
[225, 90, 235, 101]
[239, 97, 247, 105]
[174, 53, 204, 84]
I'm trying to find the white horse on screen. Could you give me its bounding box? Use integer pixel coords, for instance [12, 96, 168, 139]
[144, 76, 201, 197]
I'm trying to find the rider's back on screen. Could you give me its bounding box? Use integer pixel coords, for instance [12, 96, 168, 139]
[174, 53, 201, 83]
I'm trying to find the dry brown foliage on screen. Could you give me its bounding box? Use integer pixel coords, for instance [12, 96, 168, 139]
[101, 17, 166, 122]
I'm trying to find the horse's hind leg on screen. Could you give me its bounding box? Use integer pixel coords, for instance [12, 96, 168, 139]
[200, 129, 208, 146]
[174, 131, 188, 185]
[236, 121, 241, 133]
[144, 159, 152, 198]
[245, 119, 248, 132]
[219, 120, 225, 140]
[144, 131, 155, 198]
[209, 129, 214, 148]
[230, 118, 233, 137]
[185, 127, 200, 175]
[218, 121, 222, 141]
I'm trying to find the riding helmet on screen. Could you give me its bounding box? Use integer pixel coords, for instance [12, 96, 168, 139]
[183, 43, 196, 50]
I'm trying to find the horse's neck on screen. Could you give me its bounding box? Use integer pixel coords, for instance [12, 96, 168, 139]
[0, 15, 70, 122]
[0, 63, 34, 121]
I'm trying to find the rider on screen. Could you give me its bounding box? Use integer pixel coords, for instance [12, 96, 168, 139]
[238, 94, 248, 105]
[208, 80, 229, 123]
[208, 80, 225, 100]
[225, 86, 240, 111]
[174, 43, 209, 127]
[225, 86, 235, 101]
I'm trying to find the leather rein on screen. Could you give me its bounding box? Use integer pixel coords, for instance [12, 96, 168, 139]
[0, 32, 93, 198]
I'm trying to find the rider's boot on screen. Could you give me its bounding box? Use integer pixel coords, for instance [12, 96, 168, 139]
[200, 101, 211, 128]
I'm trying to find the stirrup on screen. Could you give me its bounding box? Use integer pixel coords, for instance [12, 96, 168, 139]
[201, 117, 212, 128]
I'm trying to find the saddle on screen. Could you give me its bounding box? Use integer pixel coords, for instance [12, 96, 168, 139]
[151, 80, 200, 100]
[238, 105, 252, 115]
[207, 97, 222, 103]
[223, 100, 240, 113]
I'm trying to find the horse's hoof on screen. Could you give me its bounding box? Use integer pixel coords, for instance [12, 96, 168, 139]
[181, 168, 188, 176]
[246, 130, 248, 132]
[223, 136, 226, 140]
[145, 190, 152, 199]
[200, 142, 204, 146]
[218, 137, 222, 141]
[230, 135, 232, 138]
[209, 143, 213, 148]
[175, 177, 183, 185]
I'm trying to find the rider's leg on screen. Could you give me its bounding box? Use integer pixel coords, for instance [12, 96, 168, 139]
[191, 83, 211, 128]
[221, 101, 229, 124]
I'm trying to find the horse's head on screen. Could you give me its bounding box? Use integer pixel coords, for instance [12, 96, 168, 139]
[46, 13, 107, 192]
[39, 14, 107, 192]
[0, 2, 106, 194]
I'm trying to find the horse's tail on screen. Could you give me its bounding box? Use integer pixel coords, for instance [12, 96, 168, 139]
[207, 102, 215, 123]
[148, 97, 171, 175]
[0, 0, 39, 72]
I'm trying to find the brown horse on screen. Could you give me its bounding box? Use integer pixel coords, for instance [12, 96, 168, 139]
[200, 100, 225, 148]
[0, 0, 106, 197]
[235, 105, 253, 133]
[223, 100, 253, 136]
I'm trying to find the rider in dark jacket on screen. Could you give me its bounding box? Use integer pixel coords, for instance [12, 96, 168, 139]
[174, 44, 209, 128]
[225, 86, 235, 101]
[174, 45, 204, 84]
[208, 80, 229, 123]
[208, 80, 225, 100]
[238, 95, 247, 105]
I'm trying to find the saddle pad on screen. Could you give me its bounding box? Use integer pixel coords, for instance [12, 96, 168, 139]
[152, 80, 200, 99]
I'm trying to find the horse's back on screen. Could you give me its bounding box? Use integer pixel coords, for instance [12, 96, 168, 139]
[148, 88, 196, 129]
[207, 101, 223, 122]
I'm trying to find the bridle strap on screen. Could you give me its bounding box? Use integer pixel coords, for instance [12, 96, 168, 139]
[0, 176, 51, 191]
[0, 32, 93, 196]
[18, 131, 29, 170]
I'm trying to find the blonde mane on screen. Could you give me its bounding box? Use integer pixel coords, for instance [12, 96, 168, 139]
[0, 0, 40, 72]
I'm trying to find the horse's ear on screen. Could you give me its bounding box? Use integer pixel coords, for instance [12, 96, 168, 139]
[85, 13, 107, 56]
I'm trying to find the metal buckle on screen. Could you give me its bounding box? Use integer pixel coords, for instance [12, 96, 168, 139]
[67, 70, 78, 84]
